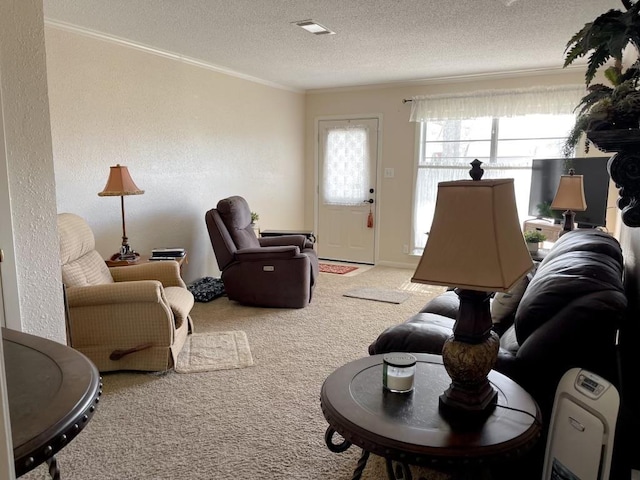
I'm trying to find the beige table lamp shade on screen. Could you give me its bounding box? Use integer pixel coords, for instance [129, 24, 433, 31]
[98, 164, 144, 197]
[551, 171, 586, 212]
[412, 178, 533, 293]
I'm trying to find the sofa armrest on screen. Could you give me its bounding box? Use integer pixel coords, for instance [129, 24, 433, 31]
[368, 313, 455, 355]
[419, 290, 460, 319]
[66, 282, 164, 307]
[235, 246, 301, 261]
[110, 261, 186, 288]
[258, 235, 307, 249]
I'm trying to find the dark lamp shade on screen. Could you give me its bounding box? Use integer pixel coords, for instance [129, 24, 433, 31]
[551, 174, 586, 212]
[412, 179, 533, 293]
[98, 164, 144, 197]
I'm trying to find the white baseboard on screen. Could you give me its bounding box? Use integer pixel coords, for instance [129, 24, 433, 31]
[375, 260, 416, 269]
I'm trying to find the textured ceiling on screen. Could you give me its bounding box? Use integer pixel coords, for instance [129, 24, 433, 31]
[43, 0, 621, 91]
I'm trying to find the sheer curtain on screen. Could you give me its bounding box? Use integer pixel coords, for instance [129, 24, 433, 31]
[409, 85, 584, 253]
[409, 85, 585, 121]
[323, 125, 370, 205]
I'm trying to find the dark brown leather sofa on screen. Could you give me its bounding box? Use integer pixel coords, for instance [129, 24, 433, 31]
[368, 230, 628, 478]
[205, 196, 318, 308]
[370, 229, 627, 422]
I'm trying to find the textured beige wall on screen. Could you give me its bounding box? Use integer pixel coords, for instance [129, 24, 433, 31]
[45, 26, 306, 283]
[305, 70, 600, 268]
[0, 0, 65, 341]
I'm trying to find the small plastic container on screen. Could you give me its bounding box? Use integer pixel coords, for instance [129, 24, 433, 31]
[382, 353, 417, 393]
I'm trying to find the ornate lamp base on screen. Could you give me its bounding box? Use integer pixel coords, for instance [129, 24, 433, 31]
[439, 331, 500, 420]
[112, 239, 139, 262]
[559, 209, 576, 236]
[439, 290, 500, 421]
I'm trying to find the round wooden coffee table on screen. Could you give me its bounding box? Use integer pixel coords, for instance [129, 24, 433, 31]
[320, 353, 541, 479]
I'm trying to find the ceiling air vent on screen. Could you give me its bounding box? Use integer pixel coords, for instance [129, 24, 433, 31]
[292, 20, 335, 35]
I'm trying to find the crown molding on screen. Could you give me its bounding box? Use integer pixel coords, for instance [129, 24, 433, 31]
[306, 65, 586, 95]
[44, 19, 303, 94]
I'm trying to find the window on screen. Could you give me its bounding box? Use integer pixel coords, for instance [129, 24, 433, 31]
[323, 125, 370, 205]
[412, 114, 575, 253]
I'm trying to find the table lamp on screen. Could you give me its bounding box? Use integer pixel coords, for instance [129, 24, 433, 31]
[411, 160, 533, 420]
[98, 164, 144, 262]
[551, 168, 586, 236]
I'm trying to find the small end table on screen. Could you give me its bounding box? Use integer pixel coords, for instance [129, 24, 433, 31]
[321, 353, 541, 479]
[105, 253, 188, 269]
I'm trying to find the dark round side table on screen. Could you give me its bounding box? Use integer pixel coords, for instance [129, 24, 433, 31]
[4, 327, 102, 478]
[320, 353, 541, 479]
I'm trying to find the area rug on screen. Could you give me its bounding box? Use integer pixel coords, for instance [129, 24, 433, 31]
[319, 263, 359, 275]
[343, 287, 411, 304]
[175, 331, 253, 373]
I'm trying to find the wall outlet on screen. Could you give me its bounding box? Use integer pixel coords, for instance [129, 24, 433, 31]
[384, 168, 395, 178]
[402, 244, 409, 254]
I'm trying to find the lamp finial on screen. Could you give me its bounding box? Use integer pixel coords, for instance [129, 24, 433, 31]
[469, 159, 484, 181]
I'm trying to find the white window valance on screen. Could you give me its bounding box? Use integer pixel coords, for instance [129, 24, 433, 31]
[409, 85, 585, 122]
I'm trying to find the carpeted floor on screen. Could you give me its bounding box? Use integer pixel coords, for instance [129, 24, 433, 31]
[22, 267, 447, 480]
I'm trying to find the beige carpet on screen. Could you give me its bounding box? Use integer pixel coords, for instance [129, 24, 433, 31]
[174, 331, 253, 373]
[22, 266, 447, 480]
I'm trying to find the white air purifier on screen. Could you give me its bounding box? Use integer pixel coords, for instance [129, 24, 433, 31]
[542, 368, 619, 480]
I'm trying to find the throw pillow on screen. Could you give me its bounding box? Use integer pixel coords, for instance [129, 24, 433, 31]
[491, 274, 530, 325]
[188, 277, 226, 302]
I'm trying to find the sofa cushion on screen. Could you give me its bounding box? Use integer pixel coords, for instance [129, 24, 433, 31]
[515, 250, 624, 345]
[419, 290, 459, 319]
[368, 313, 454, 355]
[164, 286, 195, 329]
[62, 250, 114, 288]
[491, 273, 531, 325]
[58, 213, 114, 287]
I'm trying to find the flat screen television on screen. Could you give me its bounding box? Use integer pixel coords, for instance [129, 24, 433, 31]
[527, 157, 610, 228]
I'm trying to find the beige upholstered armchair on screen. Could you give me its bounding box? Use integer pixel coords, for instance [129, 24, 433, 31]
[58, 213, 194, 372]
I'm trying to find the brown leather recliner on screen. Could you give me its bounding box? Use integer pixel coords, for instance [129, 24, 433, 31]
[205, 196, 318, 308]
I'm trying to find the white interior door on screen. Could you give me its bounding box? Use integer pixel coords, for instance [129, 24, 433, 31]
[317, 118, 378, 264]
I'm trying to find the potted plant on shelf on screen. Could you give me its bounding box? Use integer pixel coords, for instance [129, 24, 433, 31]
[563, 0, 640, 157]
[524, 230, 547, 254]
[250, 211, 260, 235]
[563, 0, 640, 227]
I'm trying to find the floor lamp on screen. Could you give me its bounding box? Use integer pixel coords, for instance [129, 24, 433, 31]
[98, 164, 144, 262]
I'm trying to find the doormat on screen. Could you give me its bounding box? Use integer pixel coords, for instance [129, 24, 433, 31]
[175, 331, 253, 374]
[319, 263, 358, 275]
[343, 288, 410, 304]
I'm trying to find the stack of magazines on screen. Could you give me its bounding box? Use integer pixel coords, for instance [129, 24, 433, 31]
[150, 247, 186, 261]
